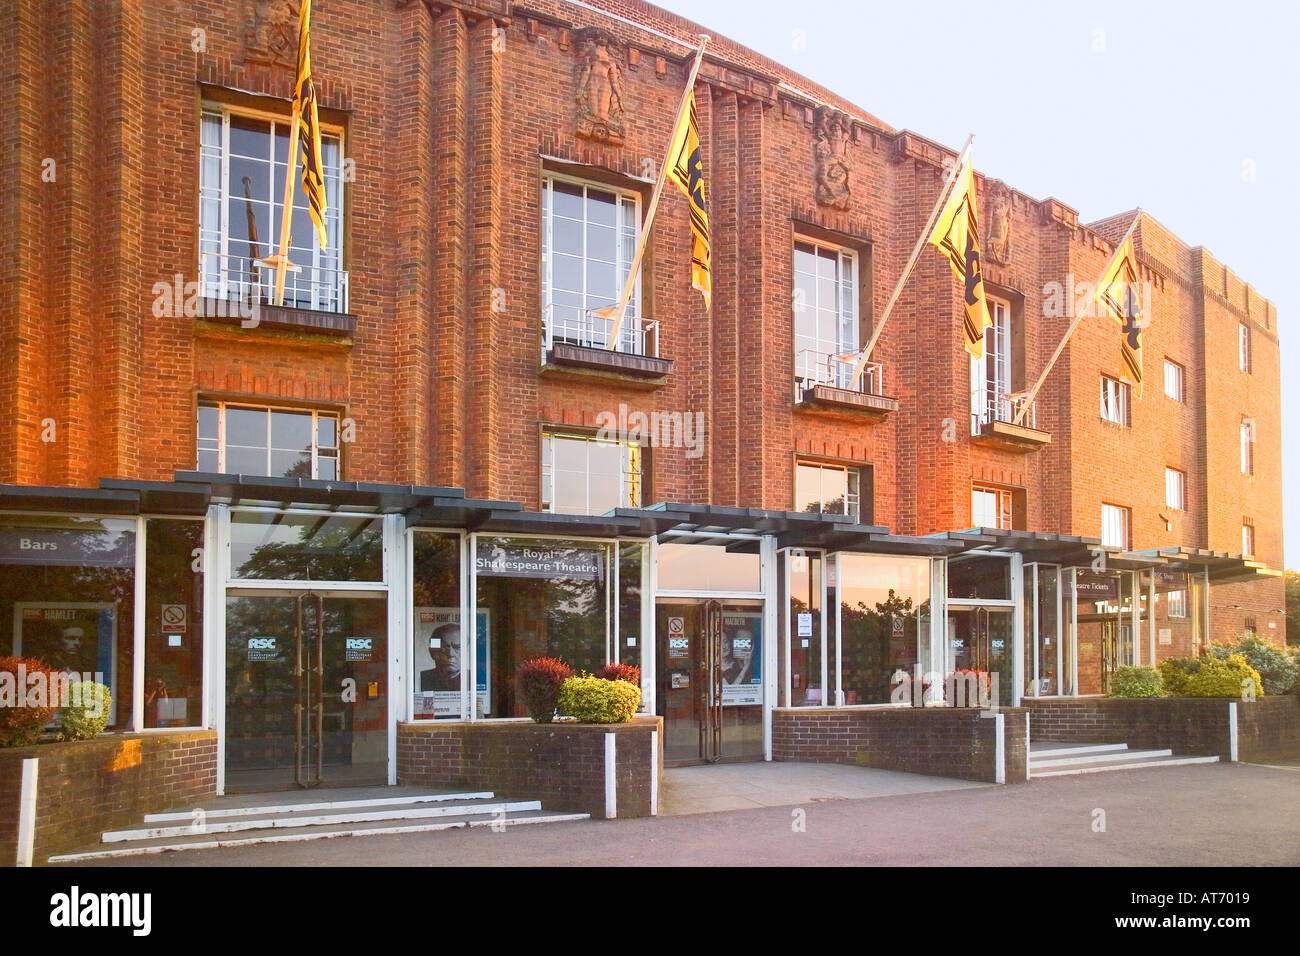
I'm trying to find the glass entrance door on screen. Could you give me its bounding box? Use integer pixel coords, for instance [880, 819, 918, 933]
[656, 598, 764, 766]
[225, 590, 388, 792]
[947, 606, 1013, 706]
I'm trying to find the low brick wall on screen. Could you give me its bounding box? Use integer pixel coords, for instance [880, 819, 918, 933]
[0, 730, 218, 865]
[772, 707, 1030, 784]
[1024, 696, 1300, 761]
[397, 716, 663, 819]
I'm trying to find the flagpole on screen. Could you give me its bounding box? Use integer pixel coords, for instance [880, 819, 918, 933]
[269, 97, 303, 307]
[603, 35, 709, 350]
[844, 134, 973, 390]
[1011, 211, 1140, 426]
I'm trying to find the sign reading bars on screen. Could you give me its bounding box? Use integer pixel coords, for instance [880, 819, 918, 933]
[475, 542, 604, 581]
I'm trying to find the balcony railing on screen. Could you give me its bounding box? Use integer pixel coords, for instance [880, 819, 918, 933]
[970, 385, 1036, 434]
[542, 303, 660, 360]
[199, 252, 349, 315]
[794, 349, 883, 403]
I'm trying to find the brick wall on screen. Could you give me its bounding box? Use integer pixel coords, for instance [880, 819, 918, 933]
[1023, 696, 1300, 761]
[397, 717, 662, 818]
[0, 730, 217, 865]
[772, 706, 1029, 784]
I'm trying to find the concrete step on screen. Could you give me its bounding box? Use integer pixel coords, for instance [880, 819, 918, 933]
[49, 807, 590, 863]
[1029, 742, 1130, 759]
[141, 790, 496, 823]
[1030, 754, 1219, 778]
[1031, 748, 1173, 770]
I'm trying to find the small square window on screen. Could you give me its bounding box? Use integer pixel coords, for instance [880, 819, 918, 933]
[1163, 359, 1185, 402]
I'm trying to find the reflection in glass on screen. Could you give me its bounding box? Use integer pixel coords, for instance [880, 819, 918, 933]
[229, 512, 383, 581]
[837, 554, 930, 706]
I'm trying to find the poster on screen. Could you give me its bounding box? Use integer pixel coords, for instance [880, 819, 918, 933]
[12, 602, 117, 727]
[720, 610, 762, 706]
[413, 607, 490, 718]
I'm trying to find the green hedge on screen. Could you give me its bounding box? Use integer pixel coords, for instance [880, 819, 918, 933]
[57, 681, 112, 741]
[1108, 665, 1164, 698]
[1159, 654, 1264, 699]
[1206, 635, 1298, 696]
[556, 676, 640, 724]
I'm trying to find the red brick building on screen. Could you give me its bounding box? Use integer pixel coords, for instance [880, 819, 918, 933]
[0, 0, 1283, 787]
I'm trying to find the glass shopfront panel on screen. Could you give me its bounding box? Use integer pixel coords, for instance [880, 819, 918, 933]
[618, 542, 643, 674]
[836, 553, 931, 706]
[144, 518, 205, 727]
[229, 511, 383, 581]
[411, 531, 464, 719]
[1144, 568, 1194, 660]
[0, 515, 135, 728]
[947, 554, 1011, 601]
[1073, 569, 1136, 694]
[656, 541, 760, 592]
[787, 551, 823, 706]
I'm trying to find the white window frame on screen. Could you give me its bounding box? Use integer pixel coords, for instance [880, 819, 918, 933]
[541, 173, 642, 352]
[1239, 323, 1251, 373]
[795, 460, 862, 522]
[793, 238, 859, 388]
[1163, 358, 1185, 402]
[1165, 467, 1186, 511]
[1101, 503, 1130, 550]
[540, 430, 643, 516]
[970, 295, 1012, 431]
[1166, 589, 1187, 619]
[1100, 375, 1130, 426]
[1242, 521, 1255, 558]
[199, 102, 346, 313]
[1241, 418, 1255, 475]
[971, 484, 1014, 530]
[197, 400, 341, 480]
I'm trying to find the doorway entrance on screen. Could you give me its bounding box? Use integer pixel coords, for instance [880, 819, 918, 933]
[656, 598, 764, 766]
[224, 590, 388, 792]
[947, 606, 1014, 706]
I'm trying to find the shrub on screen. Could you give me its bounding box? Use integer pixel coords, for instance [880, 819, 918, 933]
[56, 681, 112, 741]
[0, 657, 61, 748]
[1184, 653, 1263, 699]
[516, 657, 573, 723]
[1157, 657, 1202, 696]
[1109, 665, 1164, 698]
[1206, 635, 1298, 696]
[595, 662, 640, 685]
[556, 675, 640, 724]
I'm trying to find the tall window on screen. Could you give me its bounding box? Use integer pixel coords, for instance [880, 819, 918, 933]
[1165, 467, 1186, 511]
[541, 176, 641, 352]
[793, 240, 858, 389]
[1166, 589, 1187, 619]
[199, 106, 345, 313]
[1163, 358, 1185, 402]
[541, 431, 642, 515]
[1100, 375, 1130, 426]
[1239, 323, 1251, 373]
[197, 401, 341, 479]
[1240, 418, 1255, 475]
[1101, 503, 1130, 549]
[970, 296, 1012, 431]
[1241, 519, 1255, 557]
[971, 484, 1014, 530]
[795, 461, 862, 521]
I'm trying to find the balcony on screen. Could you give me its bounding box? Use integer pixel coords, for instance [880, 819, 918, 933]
[195, 252, 355, 335]
[540, 304, 672, 387]
[969, 386, 1050, 451]
[794, 350, 899, 421]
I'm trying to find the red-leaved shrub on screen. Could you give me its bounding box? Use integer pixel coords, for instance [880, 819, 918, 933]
[595, 662, 640, 685]
[0, 657, 60, 747]
[517, 657, 573, 723]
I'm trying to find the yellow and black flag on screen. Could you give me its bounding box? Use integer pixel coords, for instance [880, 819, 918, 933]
[927, 149, 991, 359]
[666, 89, 711, 311]
[294, 0, 327, 249]
[1094, 218, 1144, 397]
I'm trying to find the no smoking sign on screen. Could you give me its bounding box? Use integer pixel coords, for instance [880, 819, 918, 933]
[161, 604, 187, 633]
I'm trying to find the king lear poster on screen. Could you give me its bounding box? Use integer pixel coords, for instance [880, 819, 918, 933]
[413, 608, 490, 718]
[721, 611, 762, 706]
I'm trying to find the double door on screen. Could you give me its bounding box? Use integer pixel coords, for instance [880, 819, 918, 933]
[656, 599, 764, 765]
[947, 606, 1013, 706]
[225, 590, 388, 792]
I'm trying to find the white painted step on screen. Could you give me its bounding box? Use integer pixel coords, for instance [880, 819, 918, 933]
[1031, 754, 1219, 778]
[1031, 748, 1173, 770]
[1029, 743, 1130, 759]
[50, 809, 591, 863]
[102, 798, 540, 843]
[142, 790, 496, 823]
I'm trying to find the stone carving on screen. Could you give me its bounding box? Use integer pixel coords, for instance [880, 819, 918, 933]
[243, 0, 298, 68]
[813, 107, 851, 209]
[574, 29, 626, 146]
[987, 183, 1013, 265]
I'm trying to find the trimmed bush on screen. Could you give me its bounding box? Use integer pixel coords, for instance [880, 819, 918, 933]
[1183, 653, 1264, 699]
[1109, 665, 1164, 698]
[0, 657, 61, 748]
[556, 676, 640, 724]
[1157, 657, 1201, 696]
[57, 681, 112, 741]
[595, 662, 640, 685]
[1206, 635, 1298, 696]
[516, 657, 573, 723]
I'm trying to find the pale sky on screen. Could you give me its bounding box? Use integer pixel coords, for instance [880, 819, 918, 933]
[652, 0, 1298, 568]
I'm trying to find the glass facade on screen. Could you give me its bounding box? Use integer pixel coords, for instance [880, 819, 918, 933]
[836, 553, 931, 706]
[144, 518, 205, 728]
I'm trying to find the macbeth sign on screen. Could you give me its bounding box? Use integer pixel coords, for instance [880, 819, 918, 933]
[475, 543, 604, 581]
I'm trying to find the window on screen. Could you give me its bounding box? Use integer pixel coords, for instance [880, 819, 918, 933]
[199, 106, 345, 312]
[795, 461, 863, 521]
[971, 484, 1014, 530]
[1100, 375, 1130, 426]
[1166, 589, 1187, 619]
[1163, 359, 1185, 402]
[541, 176, 642, 352]
[1165, 467, 1186, 510]
[1239, 323, 1251, 373]
[970, 296, 1012, 432]
[1101, 504, 1130, 549]
[793, 240, 858, 389]
[1244, 616, 1257, 638]
[197, 401, 340, 479]
[1240, 418, 1255, 475]
[1242, 520, 1255, 558]
[541, 431, 642, 515]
